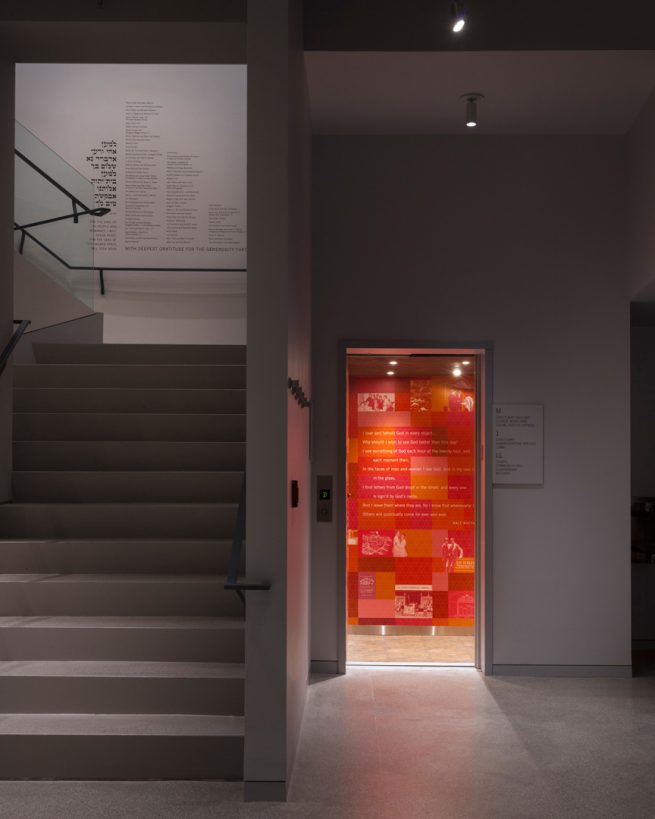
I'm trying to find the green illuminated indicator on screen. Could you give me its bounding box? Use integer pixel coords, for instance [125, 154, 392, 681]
[319, 489, 331, 501]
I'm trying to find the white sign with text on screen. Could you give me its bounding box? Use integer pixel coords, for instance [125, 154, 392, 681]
[493, 404, 543, 485]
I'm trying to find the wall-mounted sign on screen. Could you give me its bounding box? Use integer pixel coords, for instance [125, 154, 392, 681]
[493, 404, 543, 485]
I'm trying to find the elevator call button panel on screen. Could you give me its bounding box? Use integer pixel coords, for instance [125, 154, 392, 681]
[316, 475, 333, 522]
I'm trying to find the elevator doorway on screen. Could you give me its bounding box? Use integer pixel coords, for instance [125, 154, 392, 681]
[344, 348, 488, 667]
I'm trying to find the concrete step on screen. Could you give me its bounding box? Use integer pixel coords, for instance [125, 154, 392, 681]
[12, 471, 244, 503]
[13, 413, 246, 442]
[14, 441, 246, 471]
[0, 574, 242, 617]
[14, 365, 246, 389]
[14, 388, 247, 414]
[33, 343, 246, 366]
[0, 539, 241, 574]
[0, 713, 244, 779]
[0, 616, 245, 662]
[0, 503, 238, 538]
[0, 661, 244, 715]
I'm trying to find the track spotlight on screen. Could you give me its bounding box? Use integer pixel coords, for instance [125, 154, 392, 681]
[450, 1, 466, 32]
[460, 93, 484, 128]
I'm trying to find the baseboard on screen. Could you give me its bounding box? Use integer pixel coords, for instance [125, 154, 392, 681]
[310, 660, 339, 674]
[492, 664, 632, 678]
[633, 639, 655, 651]
[244, 780, 287, 802]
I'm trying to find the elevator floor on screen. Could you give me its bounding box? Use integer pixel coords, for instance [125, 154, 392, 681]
[347, 633, 475, 665]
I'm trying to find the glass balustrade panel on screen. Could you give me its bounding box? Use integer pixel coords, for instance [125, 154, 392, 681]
[14, 121, 96, 309]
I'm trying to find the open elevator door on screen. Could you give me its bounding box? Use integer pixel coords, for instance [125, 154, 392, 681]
[345, 351, 481, 666]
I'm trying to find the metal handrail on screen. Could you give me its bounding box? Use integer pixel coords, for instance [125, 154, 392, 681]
[224, 474, 271, 603]
[0, 320, 30, 376]
[14, 145, 246, 296]
[16, 207, 111, 232]
[15, 148, 91, 212]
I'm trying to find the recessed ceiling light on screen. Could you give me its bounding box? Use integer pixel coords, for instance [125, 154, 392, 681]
[387, 370, 395, 376]
[452, 367, 463, 377]
[389, 360, 398, 366]
[462, 360, 471, 365]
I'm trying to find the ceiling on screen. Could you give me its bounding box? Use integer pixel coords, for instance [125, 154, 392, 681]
[348, 354, 476, 381]
[303, 0, 655, 52]
[305, 50, 655, 135]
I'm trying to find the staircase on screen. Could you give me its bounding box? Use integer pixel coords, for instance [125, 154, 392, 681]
[0, 343, 246, 779]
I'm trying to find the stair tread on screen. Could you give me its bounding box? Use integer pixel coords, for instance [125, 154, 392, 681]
[0, 574, 231, 583]
[11, 470, 244, 476]
[13, 412, 246, 416]
[13, 441, 246, 446]
[0, 538, 236, 545]
[0, 713, 245, 736]
[0, 502, 238, 508]
[0, 660, 244, 678]
[15, 387, 246, 392]
[0, 616, 244, 629]
[15, 364, 246, 369]
[34, 343, 245, 350]
[12, 440, 246, 473]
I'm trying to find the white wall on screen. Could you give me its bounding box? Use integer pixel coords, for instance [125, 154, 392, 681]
[14, 250, 93, 332]
[311, 135, 631, 672]
[2, 15, 248, 349]
[96, 272, 245, 345]
[286, 0, 311, 781]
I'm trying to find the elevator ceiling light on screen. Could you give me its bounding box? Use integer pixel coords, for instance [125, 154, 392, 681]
[387, 370, 395, 376]
[452, 367, 463, 377]
[462, 360, 471, 365]
[389, 360, 398, 366]
[460, 93, 484, 128]
[450, 1, 466, 32]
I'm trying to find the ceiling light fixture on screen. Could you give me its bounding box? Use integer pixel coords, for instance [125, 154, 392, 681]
[462, 360, 470, 365]
[389, 360, 398, 366]
[460, 93, 484, 128]
[452, 367, 463, 377]
[450, 1, 466, 32]
[387, 370, 395, 376]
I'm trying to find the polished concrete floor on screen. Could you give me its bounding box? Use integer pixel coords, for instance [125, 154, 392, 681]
[347, 633, 475, 664]
[1, 665, 654, 818]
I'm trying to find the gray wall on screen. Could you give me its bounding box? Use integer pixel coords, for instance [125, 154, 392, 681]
[630, 325, 655, 643]
[631, 325, 655, 497]
[627, 88, 655, 646]
[629, 87, 655, 301]
[311, 135, 631, 671]
[245, 0, 311, 799]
